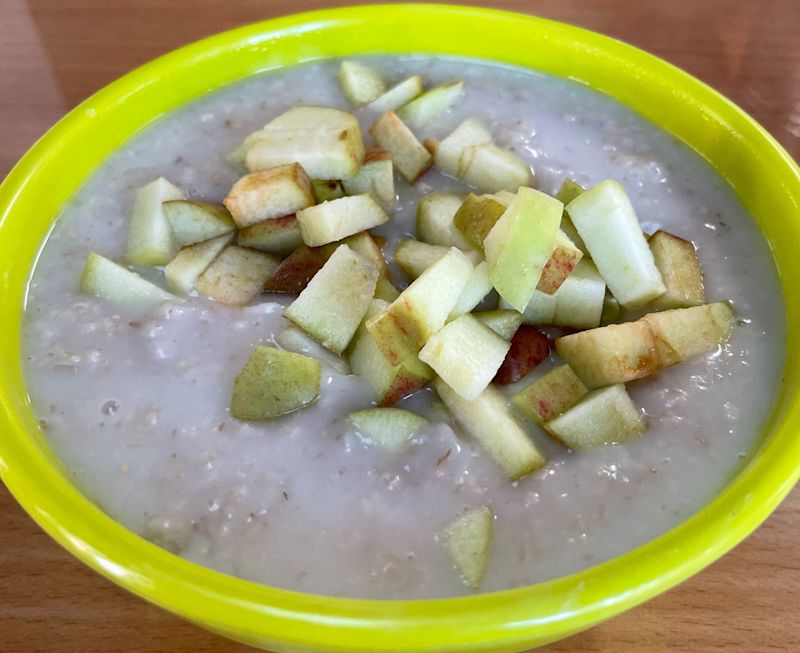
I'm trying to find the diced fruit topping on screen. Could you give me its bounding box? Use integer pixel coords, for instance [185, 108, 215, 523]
[448, 261, 493, 318]
[296, 194, 389, 247]
[164, 233, 234, 295]
[473, 309, 523, 340]
[420, 314, 510, 400]
[237, 214, 303, 257]
[374, 276, 400, 302]
[600, 291, 621, 325]
[431, 118, 492, 178]
[395, 240, 480, 279]
[512, 364, 588, 424]
[453, 193, 507, 249]
[284, 245, 380, 354]
[434, 379, 547, 480]
[276, 325, 351, 376]
[648, 230, 705, 310]
[369, 75, 424, 113]
[338, 60, 386, 105]
[416, 192, 474, 250]
[80, 253, 176, 310]
[224, 163, 315, 228]
[544, 384, 644, 450]
[347, 407, 429, 452]
[125, 177, 184, 265]
[642, 302, 734, 365]
[369, 111, 432, 182]
[459, 143, 531, 193]
[321, 231, 390, 280]
[566, 180, 666, 309]
[342, 149, 396, 211]
[230, 346, 321, 420]
[493, 326, 549, 385]
[536, 230, 584, 294]
[312, 179, 345, 202]
[556, 179, 587, 254]
[441, 506, 494, 590]
[162, 200, 236, 247]
[264, 245, 327, 294]
[396, 81, 463, 130]
[196, 245, 279, 306]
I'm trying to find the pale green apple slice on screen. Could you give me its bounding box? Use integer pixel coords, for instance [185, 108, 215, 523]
[544, 384, 644, 450]
[374, 276, 400, 302]
[338, 60, 385, 105]
[285, 245, 380, 354]
[484, 187, 562, 311]
[536, 230, 584, 294]
[369, 111, 432, 182]
[420, 314, 509, 400]
[566, 180, 666, 309]
[512, 364, 588, 424]
[164, 233, 234, 295]
[224, 163, 315, 228]
[237, 215, 302, 257]
[125, 177, 184, 265]
[321, 231, 390, 280]
[341, 149, 396, 211]
[473, 309, 523, 340]
[368, 75, 424, 113]
[276, 325, 351, 376]
[162, 200, 236, 247]
[312, 179, 345, 202]
[432, 118, 492, 178]
[448, 261, 492, 318]
[441, 506, 494, 591]
[347, 408, 429, 452]
[453, 193, 507, 249]
[80, 252, 176, 310]
[648, 230, 705, 310]
[230, 346, 321, 420]
[245, 106, 365, 180]
[195, 245, 279, 306]
[556, 179, 587, 253]
[296, 194, 389, 247]
[395, 240, 481, 280]
[397, 81, 463, 130]
[366, 248, 474, 365]
[416, 192, 474, 250]
[460, 143, 531, 193]
[642, 302, 734, 365]
[434, 379, 546, 480]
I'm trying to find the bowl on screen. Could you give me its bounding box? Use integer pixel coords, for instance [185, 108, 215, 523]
[1, 5, 799, 652]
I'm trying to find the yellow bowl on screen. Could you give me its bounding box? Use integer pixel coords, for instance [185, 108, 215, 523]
[1, 5, 799, 651]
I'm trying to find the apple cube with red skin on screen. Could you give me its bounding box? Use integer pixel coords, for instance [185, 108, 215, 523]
[536, 230, 584, 295]
[512, 364, 588, 424]
[264, 245, 327, 294]
[493, 326, 550, 385]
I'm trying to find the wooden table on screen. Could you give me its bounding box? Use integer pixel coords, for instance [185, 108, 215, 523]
[1, 1, 799, 650]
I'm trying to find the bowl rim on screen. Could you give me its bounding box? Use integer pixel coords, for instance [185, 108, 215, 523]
[1, 4, 800, 651]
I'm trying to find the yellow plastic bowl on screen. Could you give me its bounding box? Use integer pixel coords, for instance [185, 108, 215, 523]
[1, 5, 799, 651]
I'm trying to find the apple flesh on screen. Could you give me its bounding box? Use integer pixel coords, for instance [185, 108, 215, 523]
[431, 118, 492, 179]
[347, 407, 429, 453]
[196, 245, 279, 306]
[441, 505, 494, 591]
[374, 276, 400, 302]
[321, 231, 390, 280]
[536, 229, 583, 294]
[276, 325, 351, 376]
[492, 325, 549, 385]
[643, 302, 734, 365]
[296, 194, 389, 247]
[512, 364, 588, 424]
[648, 230, 705, 310]
[312, 179, 345, 202]
[369, 111, 432, 182]
[396, 80, 463, 130]
[341, 148, 396, 211]
[230, 345, 321, 420]
[473, 309, 523, 340]
[237, 214, 302, 257]
[459, 143, 531, 193]
[448, 261, 493, 318]
[162, 199, 236, 247]
[80, 252, 176, 310]
[453, 193, 507, 249]
[125, 177, 184, 265]
[416, 192, 474, 250]
[338, 60, 385, 105]
[556, 178, 587, 254]
[264, 245, 327, 294]
[164, 233, 234, 295]
[395, 240, 481, 279]
[368, 75, 424, 113]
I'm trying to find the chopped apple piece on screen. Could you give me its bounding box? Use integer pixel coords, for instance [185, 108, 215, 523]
[347, 408, 429, 452]
[453, 193, 507, 249]
[484, 187, 562, 311]
[228, 130, 267, 166]
[322, 231, 390, 280]
[416, 193, 474, 250]
[367, 248, 474, 365]
[369, 111, 432, 182]
[648, 230, 705, 310]
[264, 245, 326, 294]
[556, 178, 587, 254]
[125, 177, 184, 265]
[164, 233, 234, 295]
[348, 300, 433, 405]
[162, 200, 236, 247]
[460, 143, 531, 193]
[237, 215, 302, 257]
[601, 291, 621, 325]
[493, 326, 549, 385]
[643, 302, 734, 365]
[374, 276, 400, 302]
[284, 245, 379, 354]
[338, 60, 385, 105]
[420, 315, 510, 400]
[512, 364, 588, 424]
[441, 506, 494, 591]
[473, 309, 523, 340]
[397, 81, 463, 130]
[432, 118, 492, 178]
[230, 346, 320, 420]
[312, 179, 345, 202]
[536, 230, 584, 294]
[544, 384, 644, 450]
[449, 261, 492, 318]
[80, 253, 175, 310]
[368, 75, 424, 113]
[276, 325, 351, 376]
[296, 194, 389, 247]
[556, 179, 585, 206]
[434, 379, 546, 480]
[245, 106, 365, 180]
[492, 190, 516, 206]
[567, 180, 665, 309]
[341, 149, 396, 211]
[395, 240, 480, 279]
[224, 163, 315, 228]
[196, 245, 279, 306]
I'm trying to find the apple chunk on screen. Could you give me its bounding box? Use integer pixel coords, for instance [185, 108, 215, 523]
[441, 506, 494, 591]
[643, 302, 734, 365]
[473, 309, 523, 340]
[264, 245, 326, 294]
[453, 193, 507, 249]
[460, 143, 531, 193]
[164, 233, 234, 295]
[484, 187, 563, 311]
[276, 325, 351, 376]
[125, 177, 184, 265]
[395, 240, 480, 279]
[321, 231, 390, 280]
[397, 80, 463, 130]
[230, 346, 321, 420]
[566, 180, 665, 309]
[237, 215, 302, 257]
[493, 325, 549, 385]
[420, 314, 510, 400]
[431, 118, 492, 179]
[536, 230, 583, 294]
[296, 194, 389, 247]
[648, 230, 705, 310]
[196, 245, 279, 306]
[342, 149, 396, 211]
[347, 408, 429, 452]
[80, 252, 175, 310]
[162, 200, 236, 247]
[284, 245, 380, 354]
[369, 111, 432, 182]
[448, 261, 493, 318]
[512, 364, 588, 424]
[338, 60, 385, 105]
[312, 179, 345, 202]
[374, 276, 400, 302]
[434, 379, 546, 480]
[544, 384, 644, 450]
[369, 75, 424, 113]
[556, 178, 587, 254]
[416, 192, 474, 250]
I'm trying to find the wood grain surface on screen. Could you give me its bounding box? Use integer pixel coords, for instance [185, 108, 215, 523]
[1, 1, 799, 651]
